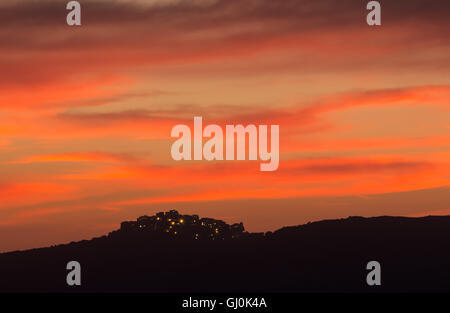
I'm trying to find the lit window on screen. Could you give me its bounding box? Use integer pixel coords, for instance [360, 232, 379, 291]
[171, 221, 175, 225]
[180, 219, 184, 223]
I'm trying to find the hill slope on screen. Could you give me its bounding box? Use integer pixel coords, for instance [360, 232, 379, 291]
[1, 215, 450, 292]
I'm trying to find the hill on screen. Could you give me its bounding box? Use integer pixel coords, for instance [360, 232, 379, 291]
[1, 213, 450, 292]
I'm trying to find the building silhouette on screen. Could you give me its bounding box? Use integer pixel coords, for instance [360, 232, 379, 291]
[117, 210, 246, 240]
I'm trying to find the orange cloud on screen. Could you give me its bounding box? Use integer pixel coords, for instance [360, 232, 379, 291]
[0, 183, 77, 207]
[0, 74, 133, 110]
[9, 152, 136, 165]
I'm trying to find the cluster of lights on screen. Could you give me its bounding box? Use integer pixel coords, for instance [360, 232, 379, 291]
[129, 211, 236, 240]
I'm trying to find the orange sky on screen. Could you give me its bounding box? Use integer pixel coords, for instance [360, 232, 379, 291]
[1, 0, 450, 252]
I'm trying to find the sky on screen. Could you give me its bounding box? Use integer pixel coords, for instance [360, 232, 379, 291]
[0, 0, 449, 252]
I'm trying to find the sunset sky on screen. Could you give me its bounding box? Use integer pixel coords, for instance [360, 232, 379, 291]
[1, 0, 449, 252]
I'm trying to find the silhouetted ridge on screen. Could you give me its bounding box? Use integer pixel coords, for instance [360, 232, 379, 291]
[272, 215, 450, 239]
[2, 214, 450, 292]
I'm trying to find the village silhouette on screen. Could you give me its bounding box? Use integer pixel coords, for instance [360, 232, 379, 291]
[115, 210, 248, 240]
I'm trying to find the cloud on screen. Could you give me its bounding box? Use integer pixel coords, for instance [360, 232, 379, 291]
[286, 159, 433, 175]
[8, 152, 139, 164]
[1, 0, 449, 88]
[0, 182, 77, 207]
[0, 84, 445, 143]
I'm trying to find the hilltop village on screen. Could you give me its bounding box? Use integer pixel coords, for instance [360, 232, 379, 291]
[116, 210, 248, 240]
